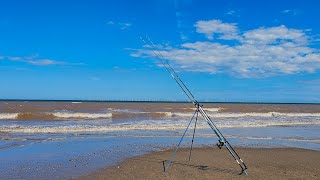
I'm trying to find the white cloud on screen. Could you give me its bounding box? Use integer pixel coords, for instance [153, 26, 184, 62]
[27, 59, 64, 65]
[7, 56, 22, 61]
[227, 10, 236, 16]
[243, 25, 308, 45]
[133, 20, 320, 78]
[107, 20, 132, 30]
[3, 55, 67, 66]
[107, 21, 115, 25]
[282, 9, 291, 13]
[119, 22, 131, 30]
[195, 20, 239, 40]
[282, 9, 298, 15]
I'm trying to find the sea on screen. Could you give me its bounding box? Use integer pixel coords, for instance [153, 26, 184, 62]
[0, 101, 319, 179]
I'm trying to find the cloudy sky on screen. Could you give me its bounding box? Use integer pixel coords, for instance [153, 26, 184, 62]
[0, 0, 319, 102]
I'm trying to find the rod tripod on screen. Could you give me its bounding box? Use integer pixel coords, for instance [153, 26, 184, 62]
[140, 35, 248, 175]
[163, 103, 248, 175]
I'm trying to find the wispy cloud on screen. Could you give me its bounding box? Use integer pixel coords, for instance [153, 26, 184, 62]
[174, 0, 193, 41]
[175, 11, 188, 41]
[27, 59, 64, 65]
[227, 10, 236, 15]
[282, 9, 299, 16]
[107, 20, 132, 30]
[226, 10, 240, 17]
[107, 21, 115, 25]
[2, 55, 81, 66]
[132, 19, 320, 78]
[119, 22, 132, 30]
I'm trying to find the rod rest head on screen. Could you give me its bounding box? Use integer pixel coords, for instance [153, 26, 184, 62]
[193, 102, 203, 108]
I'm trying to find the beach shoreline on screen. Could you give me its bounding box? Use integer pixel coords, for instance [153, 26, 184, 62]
[79, 147, 320, 180]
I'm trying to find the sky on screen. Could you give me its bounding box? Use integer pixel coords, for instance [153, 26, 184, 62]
[0, 0, 320, 103]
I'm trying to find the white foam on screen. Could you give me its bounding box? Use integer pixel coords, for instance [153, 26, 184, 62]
[180, 107, 222, 112]
[172, 112, 193, 117]
[0, 124, 187, 133]
[1, 118, 320, 134]
[172, 112, 320, 118]
[0, 113, 18, 119]
[205, 108, 223, 112]
[53, 112, 112, 119]
[227, 135, 320, 143]
[162, 112, 173, 117]
[211, 112, 320, 118]
[1, 111, 320, 120]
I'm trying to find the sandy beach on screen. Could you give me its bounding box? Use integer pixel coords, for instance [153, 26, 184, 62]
[80, 147, 320, 180]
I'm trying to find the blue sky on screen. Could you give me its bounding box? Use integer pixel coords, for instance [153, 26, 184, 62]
[0, 0, 319, 102]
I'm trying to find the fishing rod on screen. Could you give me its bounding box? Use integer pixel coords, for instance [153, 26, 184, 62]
[139, 36, 197, 105]
[140, 35, 248, 175]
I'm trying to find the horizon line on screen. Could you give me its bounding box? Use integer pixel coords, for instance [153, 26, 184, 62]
[0, 99, 319, 105]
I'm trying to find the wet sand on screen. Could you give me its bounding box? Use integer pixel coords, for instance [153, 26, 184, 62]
[80, 148, 320, 180]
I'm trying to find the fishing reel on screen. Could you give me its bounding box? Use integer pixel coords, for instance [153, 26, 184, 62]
[216, 140, 224, 149]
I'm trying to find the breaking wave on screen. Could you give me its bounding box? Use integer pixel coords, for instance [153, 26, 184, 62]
[1, 118, 320, 134]
[111, 112, 172, 119]
[0, 112, 171, 120]
[204, 108, 223, 112]
[214, 112, 320, 117]
[1, 111, 320, 120]
[53, 112, 112, 119]
[0, 112, 112, 120]
[178, 107, 222, 112]
[0, 113, 19, 119]
[173, 112, 320, 118]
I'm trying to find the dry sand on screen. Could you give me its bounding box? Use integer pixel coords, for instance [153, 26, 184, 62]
[80, 148, 320, 180]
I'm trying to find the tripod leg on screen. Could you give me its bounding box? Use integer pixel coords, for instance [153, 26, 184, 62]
[164, 109, 198, 172]
[188, 109, 199, 161]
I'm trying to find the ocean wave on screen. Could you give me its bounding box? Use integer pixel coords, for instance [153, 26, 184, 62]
[0, 113, 19, 119]
[0, 112, 112, 120]
[226, 135, 320, 143]
[53, 112, 112, 119]
[112, 112, 172, 119]
[205, 108, 223, 112]
[179, 107, 223, 112]
[173, 112, 320, 118]
[1, 119, 319, 134]
[1, 111, 320, 120]
[0, 125, 183, 133]
[211, 112, 320, 118]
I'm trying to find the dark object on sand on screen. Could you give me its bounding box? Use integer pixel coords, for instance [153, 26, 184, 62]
[140, 36, 248, 175]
